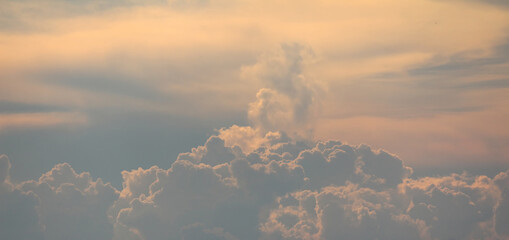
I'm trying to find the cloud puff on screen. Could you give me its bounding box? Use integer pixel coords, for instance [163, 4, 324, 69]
[19, 162, 119, 240]
[114, 160, 238, 240]
[1, 129, 509, 240]
[0, 155, 118, 240]
[112, 134, 306, 239]
[261, 184, 429, 240]
[245, 44, 319, 138]
[400, 174, 500, 240]
[176, 136, 238, 165]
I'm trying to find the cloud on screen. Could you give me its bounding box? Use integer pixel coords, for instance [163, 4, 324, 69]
[0, 112, 88, 131]
[295, 141, 412, 191]
[0, 155, 43, 239]
[261, 184, 429, 240]
[1, 127, 509, 239]
[113, 160, 242, 240]
[216, 125, 266, 153]
[20, 163, 119, 240]
[494, 170, 509, 237]
[176, 136, 238, 165]
[400, 174, 500, 239]
[107, 126, 504, 240]
[245, 44, 319, 138]
[0, 155, 119, 240]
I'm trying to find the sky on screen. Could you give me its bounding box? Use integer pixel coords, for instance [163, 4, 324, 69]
[1, 0, 509, 239]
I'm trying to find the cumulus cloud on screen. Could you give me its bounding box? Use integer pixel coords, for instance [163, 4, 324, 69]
[176, 136, 238, 165]
[109, 130, 509, 240]
[244, 44, 320, 138]
[114, 160, 239, 240]
[19, 163, 119, 240]
[400, 174, 500, 240]
[1, 130, 509, 239]
[0, 155, 119, 240]
[261, 184, 429, 240]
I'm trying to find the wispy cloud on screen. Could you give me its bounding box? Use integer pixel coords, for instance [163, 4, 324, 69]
[0, 112, 87, 130]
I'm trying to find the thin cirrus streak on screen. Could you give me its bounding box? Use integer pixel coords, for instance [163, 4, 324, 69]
[0, 112, 88, 130]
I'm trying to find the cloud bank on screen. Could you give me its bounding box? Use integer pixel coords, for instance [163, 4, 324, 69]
[1, 131, 509, 239]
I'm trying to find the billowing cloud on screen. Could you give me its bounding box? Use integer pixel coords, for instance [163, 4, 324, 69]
[1, 128, 509, 239]
[0, 155, 119, 240]
[400, 174, 500, 239]
[245, 44, 319, 138]
[261, 184, 429, 240]
[19, 163, 119, 240]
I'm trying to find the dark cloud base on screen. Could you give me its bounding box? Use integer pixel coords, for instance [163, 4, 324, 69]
[1, 128, 508, 240]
